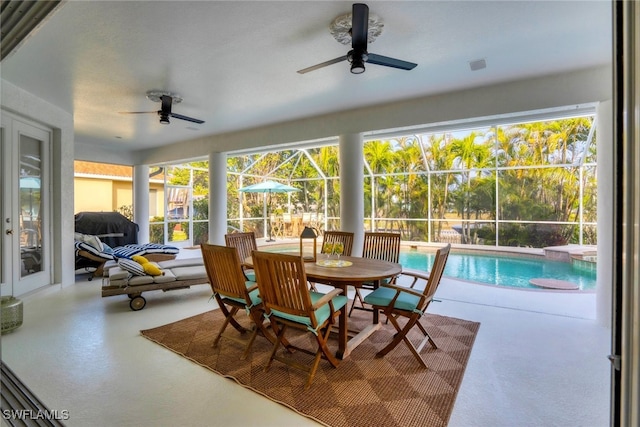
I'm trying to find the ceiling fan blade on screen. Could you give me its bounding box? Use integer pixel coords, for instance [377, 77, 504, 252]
[366, 53, 418, 70]
[170, 113, 205, 124]
[296, 55, 348, 74]
[351, 3, 369, 50]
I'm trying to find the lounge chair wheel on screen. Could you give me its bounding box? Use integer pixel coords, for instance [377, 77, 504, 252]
[129, 296, 146, 311]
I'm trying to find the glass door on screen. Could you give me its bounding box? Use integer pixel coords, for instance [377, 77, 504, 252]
[1, 113, 51, 296]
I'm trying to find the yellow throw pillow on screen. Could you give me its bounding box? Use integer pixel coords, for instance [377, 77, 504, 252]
[132, 255, 149, 265]
[142, 263, 163, 276]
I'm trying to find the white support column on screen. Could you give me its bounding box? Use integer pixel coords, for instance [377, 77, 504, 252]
[339, 133, 365, 256]
[209, 151, 227, 245]
[596, 100, 613, 328]
[133, 164, 150, 244]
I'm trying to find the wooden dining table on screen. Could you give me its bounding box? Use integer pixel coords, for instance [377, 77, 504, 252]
[245, 254, 402, 359]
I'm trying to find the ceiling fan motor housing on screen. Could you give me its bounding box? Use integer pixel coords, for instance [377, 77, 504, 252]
[159, 112, 170, 124]
[159, 95, 173, 124]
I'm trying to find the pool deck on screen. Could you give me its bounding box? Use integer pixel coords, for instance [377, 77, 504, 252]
[180, 242, 599, 319]
[251, 237, 597, 264]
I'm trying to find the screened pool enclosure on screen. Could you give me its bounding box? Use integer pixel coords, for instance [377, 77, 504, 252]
[151, 113, 597, 249]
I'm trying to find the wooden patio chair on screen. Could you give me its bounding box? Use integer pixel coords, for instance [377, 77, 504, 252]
[225, 231, 258, 281]
[363, 244, 451, 367]
[308, 231, 355, 291]
[252, 250, 347, 389]
[281, 213, 293, 236]
[349, 232, 401, 316]
[270, 215, 283, 238]
[201, 243, 273, 359]
[321, 231, 354, 257]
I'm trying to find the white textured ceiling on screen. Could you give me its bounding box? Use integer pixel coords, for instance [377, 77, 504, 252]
[1, 1, 612, 153]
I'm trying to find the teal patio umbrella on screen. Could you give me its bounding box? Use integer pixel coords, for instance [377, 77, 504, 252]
[239, 180, 300, 241]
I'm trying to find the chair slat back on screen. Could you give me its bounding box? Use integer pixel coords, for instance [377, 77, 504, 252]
[201, 243, 250, 302]
[225, 232, 258, 263]
[362, 232, 401, 263]
[321, 231, 354, 256]
[252, 251, 314, 322]
[417, 244, 451, 311]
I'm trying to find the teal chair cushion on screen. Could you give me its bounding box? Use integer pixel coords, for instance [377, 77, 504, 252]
[222, 281, 261, 308]
[363, 277, 392, 287]
[363, 286, 421, 313]
[244, 270, 256, 282]
[271, 291, 348, 334]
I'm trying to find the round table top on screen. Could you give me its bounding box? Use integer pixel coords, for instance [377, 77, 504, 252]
[305, 255, 402, 283]
[245, 254, 402, 284]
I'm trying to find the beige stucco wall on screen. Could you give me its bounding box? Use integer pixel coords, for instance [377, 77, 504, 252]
[74, 176, 164, 217]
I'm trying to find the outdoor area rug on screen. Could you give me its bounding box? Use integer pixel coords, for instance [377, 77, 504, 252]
[140, 308, 480, 427]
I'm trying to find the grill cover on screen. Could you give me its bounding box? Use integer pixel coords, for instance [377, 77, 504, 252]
[75, 212, 139, 247]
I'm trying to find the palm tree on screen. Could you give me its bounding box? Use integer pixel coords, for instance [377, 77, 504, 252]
[422, 134, 453, 241]
[449, 132, 492, 243]
[364, 140, 395, 230]
[392, 136, 427, 238]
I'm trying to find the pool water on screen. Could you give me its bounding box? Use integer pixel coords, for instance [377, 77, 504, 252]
[400, 251, 597, 291]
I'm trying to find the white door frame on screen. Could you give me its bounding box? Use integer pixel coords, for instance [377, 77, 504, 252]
[1, 112, 52, 296]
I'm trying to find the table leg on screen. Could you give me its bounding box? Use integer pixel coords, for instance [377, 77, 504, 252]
[336, 281, 381, 359]
[336, 301, 348, 359]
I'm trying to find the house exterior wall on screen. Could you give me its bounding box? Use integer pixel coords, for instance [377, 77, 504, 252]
[74, 175, 164, 217]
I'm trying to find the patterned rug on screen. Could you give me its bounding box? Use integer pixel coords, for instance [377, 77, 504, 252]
[141, 308, 480, 427]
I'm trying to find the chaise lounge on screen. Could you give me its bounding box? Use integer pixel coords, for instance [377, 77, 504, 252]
[101, 257, 208, 311]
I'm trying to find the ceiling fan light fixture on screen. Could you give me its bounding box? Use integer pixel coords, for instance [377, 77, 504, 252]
[159, 113, 170, 124]
[348, 50, 366, 74]
[350, 58, 366, 74]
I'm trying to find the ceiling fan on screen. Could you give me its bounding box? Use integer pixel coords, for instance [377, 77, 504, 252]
[120, 91, 205, 125]
[297, 3, 417, 75]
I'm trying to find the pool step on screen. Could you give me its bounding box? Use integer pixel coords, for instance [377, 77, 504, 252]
[529, 278, 579, 290]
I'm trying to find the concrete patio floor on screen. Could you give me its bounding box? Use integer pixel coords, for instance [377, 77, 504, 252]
[1, 247, 611, 426]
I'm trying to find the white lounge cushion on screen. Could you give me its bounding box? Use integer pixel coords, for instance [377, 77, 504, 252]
[171, 266, 207, 281]
[127, 275, 155, 286]
[152, 269, 177, 284]
[158, 258, 204, 269]
[109, 267, 130, 282]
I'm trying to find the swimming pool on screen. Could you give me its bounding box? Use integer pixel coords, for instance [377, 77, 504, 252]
[267, 245, 597, 291]
[400, 250, 597, 291]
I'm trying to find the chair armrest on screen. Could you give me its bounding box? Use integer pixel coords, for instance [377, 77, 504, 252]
[246, 282, 258, 292]
[311, 288, 344, 310]
[400, 268, 431, 281]
[397, 268, 431, 289]
[380, 282, 424, 298]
